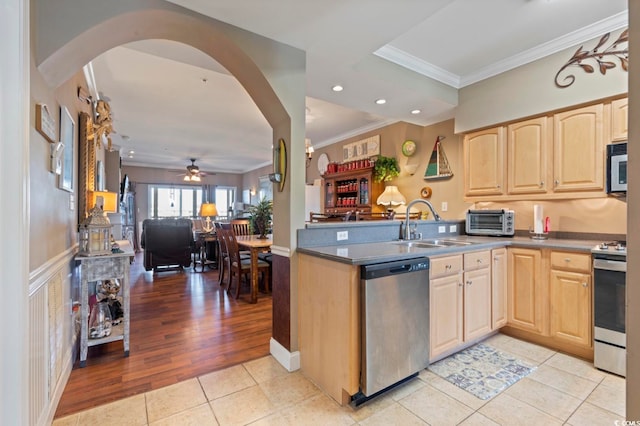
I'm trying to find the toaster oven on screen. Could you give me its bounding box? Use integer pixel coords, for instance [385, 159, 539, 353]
[466, 209, 515, 236]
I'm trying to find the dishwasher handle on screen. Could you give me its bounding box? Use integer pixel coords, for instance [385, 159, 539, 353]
[361, 258, 429, 280]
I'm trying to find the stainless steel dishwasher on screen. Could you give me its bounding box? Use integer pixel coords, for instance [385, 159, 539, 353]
[358, 257, 430, 402]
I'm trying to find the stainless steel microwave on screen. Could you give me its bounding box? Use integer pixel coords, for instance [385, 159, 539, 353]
[607, 142, 627, 193]
[466, 209, 515, 236]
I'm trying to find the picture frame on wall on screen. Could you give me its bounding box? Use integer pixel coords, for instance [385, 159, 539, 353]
[59, 106, 75, 192]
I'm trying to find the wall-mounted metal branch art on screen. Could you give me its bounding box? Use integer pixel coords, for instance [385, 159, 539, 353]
[555, 29, 628, 88]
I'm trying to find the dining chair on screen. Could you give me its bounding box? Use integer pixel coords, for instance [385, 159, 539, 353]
[230, 219, 252, 236]
[214, 222, 229, 288]
[220, 225, 271, 299]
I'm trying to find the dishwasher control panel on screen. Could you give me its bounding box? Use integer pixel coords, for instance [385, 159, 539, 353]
[361, 258, 429, 280]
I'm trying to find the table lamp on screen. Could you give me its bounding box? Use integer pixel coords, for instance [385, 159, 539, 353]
[199, 203, 218, 233]
[90, 190, 118, 216]
[376, 185, 406, 213]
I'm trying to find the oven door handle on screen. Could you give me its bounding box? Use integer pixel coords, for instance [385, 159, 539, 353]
[594, 258, 627, 272]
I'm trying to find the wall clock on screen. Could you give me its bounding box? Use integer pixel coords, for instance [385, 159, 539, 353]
[402, 140, 417, 157]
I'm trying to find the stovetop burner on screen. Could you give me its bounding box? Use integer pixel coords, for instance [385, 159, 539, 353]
[592, 240, 627, 256]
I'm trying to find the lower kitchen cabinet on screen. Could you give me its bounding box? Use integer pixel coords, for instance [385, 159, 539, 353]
[430, 272, 463, 358]
[507, 247, 546, 334]
[505, 247, 593, 359]
[429, 250, 493, 361]
[492, 247, 508, 329]
[549, 251, 592, 348]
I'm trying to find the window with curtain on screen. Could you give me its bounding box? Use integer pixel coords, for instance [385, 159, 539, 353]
[149, 185, 203, 218]
[215, 186, 236, 218]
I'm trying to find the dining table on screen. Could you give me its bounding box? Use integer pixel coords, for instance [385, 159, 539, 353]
[236, 234, 273, 303]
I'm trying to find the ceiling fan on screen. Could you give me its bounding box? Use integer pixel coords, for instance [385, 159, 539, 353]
[180, 158, 211, 182]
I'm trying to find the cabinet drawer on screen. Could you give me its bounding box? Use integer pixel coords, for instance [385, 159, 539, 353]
[464, 250, 491, 270]
[550, 251, 591, 272]
[430, 255, 463, 278]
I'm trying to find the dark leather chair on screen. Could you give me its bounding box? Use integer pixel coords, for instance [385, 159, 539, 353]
[141, 218, 194, 272]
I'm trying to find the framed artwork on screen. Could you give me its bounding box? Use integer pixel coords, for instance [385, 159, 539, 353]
[59, 106, 75, 192]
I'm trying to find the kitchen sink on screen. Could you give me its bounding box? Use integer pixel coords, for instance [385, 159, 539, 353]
[391, 238, 475, 249]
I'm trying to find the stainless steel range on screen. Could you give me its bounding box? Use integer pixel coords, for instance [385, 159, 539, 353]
[592, 241, 626, 377]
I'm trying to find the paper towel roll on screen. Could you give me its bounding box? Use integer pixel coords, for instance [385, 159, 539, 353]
[533, 204, 543, 234]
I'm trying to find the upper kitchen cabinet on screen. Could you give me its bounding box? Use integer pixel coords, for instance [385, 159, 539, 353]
[610, 97, 628, 141]
[507, 117, 550, 195]
[553, 104, 604, 192]
[463, 127, 505, 197]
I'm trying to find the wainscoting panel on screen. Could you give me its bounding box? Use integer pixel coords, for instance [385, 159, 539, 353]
[29, 284, 47, 426]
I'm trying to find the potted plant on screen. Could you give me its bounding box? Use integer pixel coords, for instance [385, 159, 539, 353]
[373, 155, 401, 182]
[248, 198, 273, 239]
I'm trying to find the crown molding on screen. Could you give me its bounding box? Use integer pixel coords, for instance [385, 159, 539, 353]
[375, 11, 628, 89]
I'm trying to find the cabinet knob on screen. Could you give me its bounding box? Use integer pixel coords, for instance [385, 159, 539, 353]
[554, 179, 559, 186]
[446, 264, 451, 270]
[458, 282, 463, 287]
[477, 259, 482, 264]
[466, 280, 472, 286]
[540, 181, 544, 187]
[565, 258, 571, 262]
[496, 184, 501, 188]
[582, 282, 588, 288]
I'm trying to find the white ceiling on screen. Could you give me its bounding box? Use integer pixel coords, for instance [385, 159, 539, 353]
[89, 0, 628, 176]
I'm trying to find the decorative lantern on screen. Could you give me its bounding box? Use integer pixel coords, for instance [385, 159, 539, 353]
[79, 197, 112, 256]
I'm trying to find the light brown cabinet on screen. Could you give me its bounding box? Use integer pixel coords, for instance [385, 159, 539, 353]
[463, 127, 505, 197]
[507, 117, 550, 195]
[553, 104, 604, 192]
[505, 247, 593, 359]
[549, 251, 592, 348]
[611, 97, 628, 141]
[491, 247, 508, 329]
[464, 101, 610, 200]
[507, 247, 546, 334]
[429, 250, 493, 361]
[298, 253, 360, 405]
[322, 166, 383, 215]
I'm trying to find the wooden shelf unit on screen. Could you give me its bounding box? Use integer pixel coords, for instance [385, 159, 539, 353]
[322, 166, 383, 215]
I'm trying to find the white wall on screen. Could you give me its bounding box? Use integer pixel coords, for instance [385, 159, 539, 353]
[456, 28, 628, 133]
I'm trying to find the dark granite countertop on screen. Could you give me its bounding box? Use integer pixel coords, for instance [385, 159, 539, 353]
[296, 235, 600, 265]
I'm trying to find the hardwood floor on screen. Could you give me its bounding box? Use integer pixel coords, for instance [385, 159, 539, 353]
[54, 252, 272, 419]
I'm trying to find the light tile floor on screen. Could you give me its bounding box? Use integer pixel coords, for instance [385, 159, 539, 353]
[53, 334, 626, 425]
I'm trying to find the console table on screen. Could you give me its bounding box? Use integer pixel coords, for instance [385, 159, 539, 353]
[76, 240, 133, 367]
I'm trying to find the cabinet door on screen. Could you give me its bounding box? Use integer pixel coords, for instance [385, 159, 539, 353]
[507, 117, 550, 194]
[463, 267, 492, 341]
[550, 269, 592, 347]
[553, 104, 604, 192]
[611, 98, 628, 142]
[507, 248, 546, 334]
[492, 247, 507, 329]
[430, 273, 463, 360]
[464, 127, 505, 196]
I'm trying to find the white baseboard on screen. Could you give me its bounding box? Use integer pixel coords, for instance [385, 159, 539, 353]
[270, 338, 300, 372]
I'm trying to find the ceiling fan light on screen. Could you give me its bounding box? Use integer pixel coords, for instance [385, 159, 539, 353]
[183, 174, 191, 182]
[192, 175, 201, 182]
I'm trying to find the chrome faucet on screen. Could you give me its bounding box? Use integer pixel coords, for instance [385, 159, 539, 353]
[403, 199, 442, 240]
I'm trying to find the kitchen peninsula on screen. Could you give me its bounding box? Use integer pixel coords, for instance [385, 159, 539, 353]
[297, 220, 603, 406]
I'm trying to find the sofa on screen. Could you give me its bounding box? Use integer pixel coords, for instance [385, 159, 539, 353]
[141, 218, 194, 272]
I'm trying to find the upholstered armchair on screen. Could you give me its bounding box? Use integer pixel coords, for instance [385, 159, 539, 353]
[140, 218, 194, 272]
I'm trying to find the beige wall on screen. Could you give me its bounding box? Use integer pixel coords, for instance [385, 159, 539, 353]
[242, 164, 272, 204]
[456, 28, 628, 133]
[29, 62, 92, 270]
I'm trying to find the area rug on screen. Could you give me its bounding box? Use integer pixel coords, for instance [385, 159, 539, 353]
[428, 343, 537, 400]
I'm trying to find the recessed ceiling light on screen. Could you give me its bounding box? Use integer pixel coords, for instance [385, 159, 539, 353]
[332, 85, 343, 92]
[411, 109, 421, 115]
[128, 150, 135, 155]
[375, 99, 386, 105]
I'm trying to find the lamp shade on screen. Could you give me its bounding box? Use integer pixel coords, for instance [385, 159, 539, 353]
[376, 185, 406, 207]
[90, 191, 118, 213]
[199, 203, 218, 217]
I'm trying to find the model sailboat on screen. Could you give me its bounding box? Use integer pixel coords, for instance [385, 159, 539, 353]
[424, 136, 453, 180]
